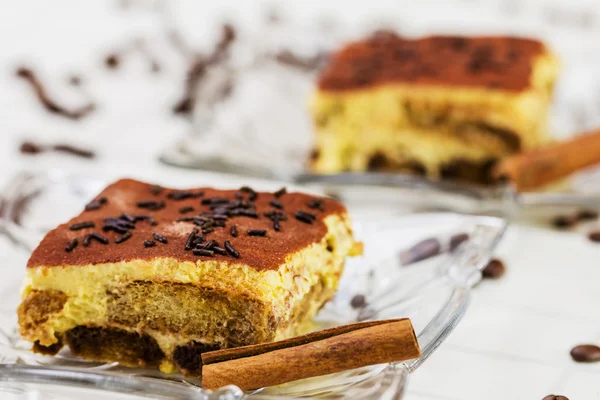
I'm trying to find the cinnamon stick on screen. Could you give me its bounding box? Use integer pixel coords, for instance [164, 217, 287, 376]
[201, 318, 420, 391]
[492, 130, 600, 191]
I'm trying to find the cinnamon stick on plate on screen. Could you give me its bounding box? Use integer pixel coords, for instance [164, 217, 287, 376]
[492, 129, 600, 191]
[201, 318, 421, 391]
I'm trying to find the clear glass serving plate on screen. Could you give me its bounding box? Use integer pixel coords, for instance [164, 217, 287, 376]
[0, 171, 506, 399]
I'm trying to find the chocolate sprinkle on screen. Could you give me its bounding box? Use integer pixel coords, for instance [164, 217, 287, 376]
[150, 185, 164, 195]
[136, 200, 165, 211]
[193, 249, 214, 257]
[82, 234, 92, 247]
[224, 240, 240, 258]
[90, 233, 109, 245]
[167, 191, 197, 201]
[269, 200, 283, 209]
[179, 206, 194, 214]
[212, 246, 227, 255]
[152, 232, 168, 244]
[84, 197, 108, 212]
[16, 67, 95, 120]
[230, 225, 238, 237]
[273, 187, 287, 198]
[247, 229, 267, 237]
[115, 232, 132, 244]
[144, 240, 156, 248]
[69, 221, 95, 231]
[53, 144, 95, 159]
[307, 199, 324, 211]
[65, 238, 78, 252]
[295, 210, 316, 224]
[185, 228, 199, 251]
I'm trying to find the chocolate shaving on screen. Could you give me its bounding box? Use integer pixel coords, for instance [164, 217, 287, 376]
[144, 239, 156, 248]
[179, 206, 195, 214]
[16, 67, 95, 120]
[136, 200, 165, 211]
[230, 225, 238, 237]
[269, 200, 283, 209]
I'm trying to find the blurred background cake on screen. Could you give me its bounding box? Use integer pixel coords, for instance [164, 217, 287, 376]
[310, 32, 559, 183]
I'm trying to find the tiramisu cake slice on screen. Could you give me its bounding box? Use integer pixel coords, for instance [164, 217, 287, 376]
[310, 32, 559, 183]
[18, 179, 361, 375]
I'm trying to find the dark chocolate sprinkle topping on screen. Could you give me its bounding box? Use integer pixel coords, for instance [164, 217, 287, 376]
[84, 197, 108, 212]
[150, 185, 164, 195]
[224, 240, 240, 258]
[69, 221, 95, 231]
[273, 187, 287, 198]
[230, 225, 238, 237]
[144, 240, 156, 248]
[152, 232, 168, 244]
[212, 246, 227, 255]
[82, 234, 92, 247]
[295, 210, 316, 224]
[307, 199, 324, 211]
[90, 232, 109, 245]
[269, 200, 284, 209]
[193, 249, 214, 257]
[136, 200, 165, 211]
[65, 238, 78, 252]
[247, 229, 267, 237]
[185, 228, 199, 251]
[115, 232, 132, 244]
[179, 206, 194, 214]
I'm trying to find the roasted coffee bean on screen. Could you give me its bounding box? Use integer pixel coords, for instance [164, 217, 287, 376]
[350, 294, 367, 309]
[587, 231, 600, 243]
[481, 258, 505, 279]
[570, 344, 600, 362]
[577, 209, 598, 221]
[399, 238, 441, 265]
[449, 233, 469, 252]
[551, 215, 577, 229]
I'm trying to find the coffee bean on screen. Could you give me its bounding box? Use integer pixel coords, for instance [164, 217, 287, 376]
[400, 238, 441, 265]
[570, 344, 600, 362]
[577, 209, 598, 221]
[481, 258, 505, 279]
[542, 395, 569, 400]
[551, 215, 577, 229]
[587, 231, 600, 243]
[449, 233, 469, 252]
[350, 294, 367, 309]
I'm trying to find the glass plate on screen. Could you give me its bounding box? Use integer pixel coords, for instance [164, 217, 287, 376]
[0, 171, 506, 399]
